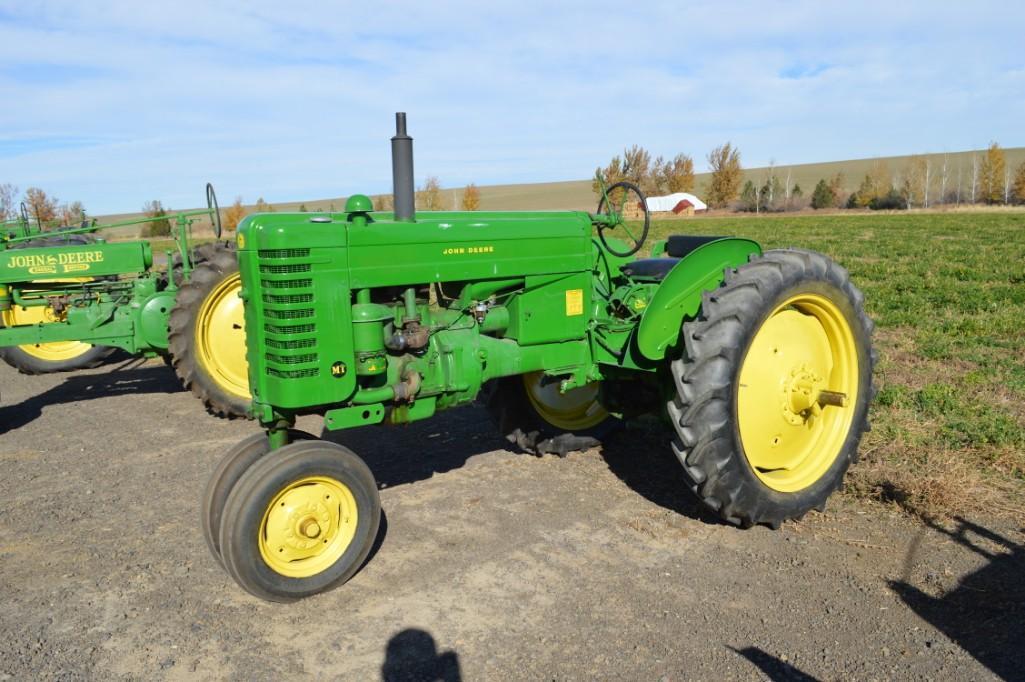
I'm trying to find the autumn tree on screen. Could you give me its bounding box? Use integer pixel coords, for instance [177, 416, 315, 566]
[593, 155, 625, 198]
[224, 196, 247, 231]
[142, 199, 172, 237]
[1010, 162, 1025, 205]
[375, 194, 394, 211]
[417, 176, 443, 210]
[705, 143, 742, 208]
[254, 196, 276, 213]
[652, 153, 695, 194]
[59, 201, 87, 226]
[978, 142, 1006, 204]
[461, 183, 481, 211]
[0, 183, 18, 221]
[25, 187, 58, 225]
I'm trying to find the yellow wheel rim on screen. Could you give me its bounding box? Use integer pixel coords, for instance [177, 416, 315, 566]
[194, 273, 249, 399]
[1, 283, 95, 362]
[523, 371, 609, 431]
[737, 293, 859, 493]
[259, 475, 359, 578]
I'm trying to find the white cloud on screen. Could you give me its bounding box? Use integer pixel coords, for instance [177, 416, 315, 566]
[0, 0, 1022, 211]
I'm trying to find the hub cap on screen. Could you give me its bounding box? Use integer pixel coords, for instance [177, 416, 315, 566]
[259, 476, 358, 578]
[737, 293, 859, 492]
[194, 273, 249, 399]
[523, 371, 608, 431]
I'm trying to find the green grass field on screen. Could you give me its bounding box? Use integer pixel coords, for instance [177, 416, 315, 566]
[645, 212, 1025, 518]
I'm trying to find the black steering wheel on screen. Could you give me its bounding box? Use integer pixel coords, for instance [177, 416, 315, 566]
[595, 180, 649, 257]
[206, 183, 222, 238]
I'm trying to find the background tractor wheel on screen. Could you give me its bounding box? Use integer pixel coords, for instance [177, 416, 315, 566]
[484, 372, 620, 456]
[166, 240, 236, 288]
[668, 248, 876, 528]
[218, 440, 381, 602]
[0, 234, 116, 374]
[167, 244, 250, 418]
[201, 429, 317, 566]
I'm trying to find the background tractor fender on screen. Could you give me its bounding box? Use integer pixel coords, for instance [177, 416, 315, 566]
[635, 238, 761, 360]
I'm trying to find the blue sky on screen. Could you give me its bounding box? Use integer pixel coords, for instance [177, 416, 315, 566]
[0, 1, 1023, 214]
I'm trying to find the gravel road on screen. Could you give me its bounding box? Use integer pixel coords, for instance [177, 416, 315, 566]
[1, 358, 1022, 680]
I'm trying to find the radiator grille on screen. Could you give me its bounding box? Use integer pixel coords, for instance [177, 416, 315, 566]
[263, 292, 314, 305]
[260, 263, 312, 275]
[264, 308, 314, 320]
[256, 249, 320, 380]
[262, 278, 312, 289]
[258, 248, 311, 259]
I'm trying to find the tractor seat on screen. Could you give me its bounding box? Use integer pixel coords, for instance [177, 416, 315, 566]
[622, 257, 678, 280]
[622, 235, 729, 280]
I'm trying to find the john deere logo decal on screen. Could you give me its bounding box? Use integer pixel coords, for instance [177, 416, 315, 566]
[331, 361, 347, 377]
[7, 251, 104, 274]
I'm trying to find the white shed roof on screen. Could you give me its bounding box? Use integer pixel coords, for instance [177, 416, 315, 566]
[644, 192, 707, 212]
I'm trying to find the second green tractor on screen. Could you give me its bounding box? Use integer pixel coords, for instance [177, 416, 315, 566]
[0, 188, 250, 417]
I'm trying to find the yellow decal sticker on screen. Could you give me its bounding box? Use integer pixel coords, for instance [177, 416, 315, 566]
[28, 265, 57, 274]
[566, 289, 583, 316]
[62, 263, 90, 273]
[632, 298, 647, 310]
[442, 245, 494, 255]
[237, 233, 246, 249]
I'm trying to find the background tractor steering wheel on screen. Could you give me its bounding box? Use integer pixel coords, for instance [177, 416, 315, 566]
[594, 180, 649, 258]
[206, 183, 222, 239]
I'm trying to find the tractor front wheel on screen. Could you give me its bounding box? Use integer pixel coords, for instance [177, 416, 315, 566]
[167, 244, 250, 418]
[484, 372, 620, 456]
[201, 429, 316, 565]
[218, 440, 381, 602]
[668, 248, 875, 528]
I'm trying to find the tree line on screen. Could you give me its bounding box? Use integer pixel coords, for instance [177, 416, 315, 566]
[594, 141, 1025, 212]
[0, 184, 89, 227]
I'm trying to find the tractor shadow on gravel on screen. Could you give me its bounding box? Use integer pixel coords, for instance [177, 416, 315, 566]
[889, 516, 1025, 681]
[321, 406, 719, 525]
[0, 358, 182, 433]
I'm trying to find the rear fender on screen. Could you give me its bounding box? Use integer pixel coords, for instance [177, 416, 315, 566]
[635, 238, 761, 360]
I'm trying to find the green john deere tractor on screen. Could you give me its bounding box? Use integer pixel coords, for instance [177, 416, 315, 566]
[0, 186, 250, 417]
[205, 114, 875, 601]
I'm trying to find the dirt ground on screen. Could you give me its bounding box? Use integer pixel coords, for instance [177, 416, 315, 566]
[1, 358, 1022, 681]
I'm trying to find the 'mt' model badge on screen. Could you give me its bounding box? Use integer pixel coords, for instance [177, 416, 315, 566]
[331, 361, 347, 377]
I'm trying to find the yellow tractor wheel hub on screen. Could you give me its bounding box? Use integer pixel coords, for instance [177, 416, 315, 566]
[737, 293, 859, 493]
[259, 475, 359, 578]
[523, 371, 608, 431]
[194, 273, 249, 399]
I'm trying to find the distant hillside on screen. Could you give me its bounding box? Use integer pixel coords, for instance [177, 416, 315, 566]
[96, 146, 1025, 233]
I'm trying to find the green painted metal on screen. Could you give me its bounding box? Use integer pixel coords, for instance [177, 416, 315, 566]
[236, 199, 761, 435]
[635, 238, 762, 360]
[0, 241, 152, 281]
[0, 192, 221, 356]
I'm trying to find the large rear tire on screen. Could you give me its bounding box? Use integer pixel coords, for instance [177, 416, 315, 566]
[0, 235, 116, 374]
[484, 371, 620, 455]
[167, 244, 250, 418]
[667, 249, 875, 528]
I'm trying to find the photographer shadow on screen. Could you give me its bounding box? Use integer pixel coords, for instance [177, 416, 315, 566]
[888, 516, 1025, 681]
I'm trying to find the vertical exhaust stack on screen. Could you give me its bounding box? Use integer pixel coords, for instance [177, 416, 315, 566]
[391, 112, 415, 222]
